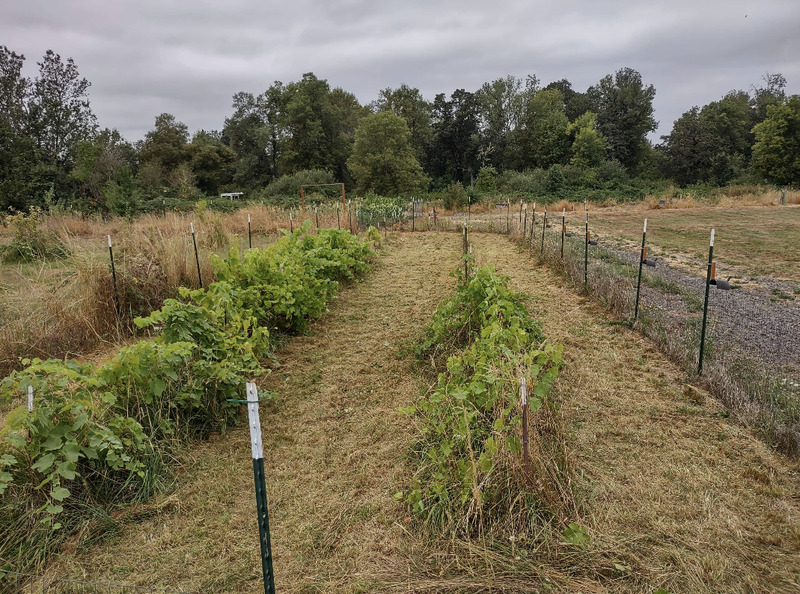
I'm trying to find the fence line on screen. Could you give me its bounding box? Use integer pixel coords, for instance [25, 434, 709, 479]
[470, 208, 800, 455]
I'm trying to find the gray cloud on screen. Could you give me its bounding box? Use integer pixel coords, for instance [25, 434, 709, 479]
[2, 0, 798, 141]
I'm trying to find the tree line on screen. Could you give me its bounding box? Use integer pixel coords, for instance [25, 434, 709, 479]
[1, 44, 797, 214]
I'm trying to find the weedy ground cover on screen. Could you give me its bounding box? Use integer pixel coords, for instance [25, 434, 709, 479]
[22, 231, 800, 593]
[0, 204, 345, 378]
[0, 224, 373, 577]
[402, 266, 572, 540]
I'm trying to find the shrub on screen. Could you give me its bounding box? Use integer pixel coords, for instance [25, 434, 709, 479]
[259, 169, 336, 206]
[476, 167, 498, 193]
[0, 223, 373, 574]
[1, 208, 70, 263]
[545, 165, 566, 197]
[497, 169, 545, 195]
[442, 182, 468, 210]
[404, 266, 565, 537]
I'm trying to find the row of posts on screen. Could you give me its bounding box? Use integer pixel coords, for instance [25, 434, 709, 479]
[516, 200, 721, 376]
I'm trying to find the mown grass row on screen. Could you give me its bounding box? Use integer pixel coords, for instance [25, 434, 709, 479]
[0, 221, 373, 575]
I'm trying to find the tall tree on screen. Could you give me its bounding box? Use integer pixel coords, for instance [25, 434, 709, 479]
[222, 89, 277, 188]
[429, 89, 481, 185]
[347, 112, 427, 195]
[27, 50, 97, 168]
[0, 46, 28, 134]
[751, 95, 800, 186]
[657, 107, 716, 185]
[517, 88, 570, 169]
[373, 83, 432, 162]
[475, 75, 526, 170]
[545, 79, 592, 122]
[279, 73, 365, 179]
[0, 46, 34, 209]
[188, 130, 235, 195]
[567, 111, 608, 167]
[70, 128, 135, 208]
[139, 113, 189, 173]
[752, 72, 787, 122]
[588, 67, 656, 171]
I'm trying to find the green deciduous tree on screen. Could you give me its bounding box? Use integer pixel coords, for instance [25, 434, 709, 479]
[279, 73, 366, 182]
[70, 128, 136, 209]
[27, 50, 97, 168]
[751, 96, 800, 186]
[373, 83, 432, 163]
[347, 112, 427, 195]
[567, 112, 608, 167]
[222, 90, 277, 189]
[657, 107, 714, 185]
[588, 67, 656, 171]
[139, 113, 189, 173]
[475, 75, 528, 170]
[544, 79, 593, 122]
[188, 130, 235, 195]
[518, 89, 570, 169]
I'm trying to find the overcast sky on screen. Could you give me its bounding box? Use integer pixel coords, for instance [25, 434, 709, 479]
[2, 0, 798, 142]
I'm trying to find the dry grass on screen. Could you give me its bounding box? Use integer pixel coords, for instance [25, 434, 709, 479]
[39, 232, 465, 592]
[15, 228, 800, 592]
[470, 232, 800, 593]
[586, 204, 800, 281]
[0, 205, 326, 376]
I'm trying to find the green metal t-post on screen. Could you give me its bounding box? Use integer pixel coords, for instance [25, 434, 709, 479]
[698, 229, 715, 375]
[248, 214, 252, 249]
[506, 199, 510, 234]
[107, 235, 121, 318]
[247, 382, 276, 594]
[584, 201, 588, 287]
[560, 208, 565, 258]
[634, 218, 647, 323]
[191, 222, 203, 288]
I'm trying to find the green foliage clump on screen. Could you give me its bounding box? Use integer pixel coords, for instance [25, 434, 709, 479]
[751, 96, 800, 186]
[404, 266, 564, 536]
[0, 224, 373, 573]
[355, 193, 407, 228]
[1, 208, 70, 263]
[441, 182, 469, 210]
[475, 167, 498, 194]
[348, 111, 428, 196]
[258, 169, 336, 207]
[545, 165, 566, 197]
[213, 222, 373, 333]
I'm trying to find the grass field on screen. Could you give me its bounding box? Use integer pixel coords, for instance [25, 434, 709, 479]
[585, 203, 800, 282]
[33, 231, 800, 593]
